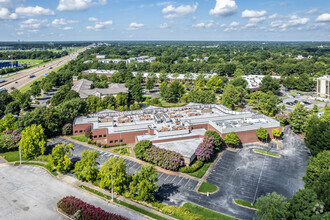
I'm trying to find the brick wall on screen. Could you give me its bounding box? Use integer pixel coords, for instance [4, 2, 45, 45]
[73, 123, 93, 136]
[222, 127, 281, 144]
[107, 130, 148, 145]
[91, 128, 107, 141]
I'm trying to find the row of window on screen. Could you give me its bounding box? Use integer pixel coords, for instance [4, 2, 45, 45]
[93, 135, 107, 138]
[109, 139, 123, 144]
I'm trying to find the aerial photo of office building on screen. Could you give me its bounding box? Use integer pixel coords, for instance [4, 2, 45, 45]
[73, 103, 280, 164]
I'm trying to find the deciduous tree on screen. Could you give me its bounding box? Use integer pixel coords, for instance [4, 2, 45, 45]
[48, 143, 73, 173]
[255, 192, 289, 220]
[19, 124, 46, 158]
[74, 150, 100, 182]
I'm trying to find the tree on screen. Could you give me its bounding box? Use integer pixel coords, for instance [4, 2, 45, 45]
[222, 84, 246, 110]
[194, 77, 206, 89]
[62, 123, 73, 135]
[204, 130, 222, 150]
[255, 192, 289, 220]
[129, 164, 159, 201]
[305, 115, 330, 155]
[260, 75, 280, 94]
[233, 68, 245, 78]
[303, 151, 330, 188]
[0, 130, 21, 152]
[0, 113, 16, 133]
[19, 124, 46, 159]
[312, 104, 318, 114]
[322, 105, 330, 123]
[187, 89, 216, 104]
[134, 140, 152, 159]
[146, 76, 156, 92]
[4, 101, 20, 115]
[48, 143, 73, 173]
[287, 188, 322, 220]
[115, 92, 128, 107]
[288, 103, 309, 133]
[99, 157, 127, 193]
[0, 90, 13, 116]
[229, 77, 248, 88]
[74, 150, 100, 182]
[272, 128, 281, 139]
[206, 75, 223, 91]
[312, 170, 330, 211]
[224, 132, 240, 147]
[256, 127, 269, 141]
[131, 84, 143, 102]
[160, 80, 185, 103]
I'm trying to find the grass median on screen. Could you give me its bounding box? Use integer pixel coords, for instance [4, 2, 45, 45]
[198, 182, 218, 193]
[187, 162, 211, 178]
[234, 199, 257, 209]
[79, 185, 168, 220]
[183, 203, 237, 220]
[253, 149, 280, 158]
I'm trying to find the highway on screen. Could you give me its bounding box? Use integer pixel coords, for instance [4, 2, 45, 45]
[0, 47, 87, 92]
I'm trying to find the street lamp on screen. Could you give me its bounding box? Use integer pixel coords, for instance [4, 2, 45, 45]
[108, 174, 114, 201]
[19, 144, 21, 165]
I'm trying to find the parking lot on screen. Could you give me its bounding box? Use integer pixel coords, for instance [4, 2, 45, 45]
[50, 129, 309, 220]
[0, 165, 146, 220]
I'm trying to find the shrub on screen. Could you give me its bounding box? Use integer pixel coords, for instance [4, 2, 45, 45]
[256, 127, 269, 141]
[97, 142, 102, 147]
[143, 146, 185, 171]
[204, 130, 222, 150]
[57, 196, 128, 220]
[134, 140, 152, 159]
[179, 160, 204, 173]
[62, 123, 72, 135]
[272, 128, 281, 139]
[224, 132, 240, 147]
[195, 137, 215, 162]
[0, 129, 21, 152]
[87, 138, 92, 144]
[84, 125, 92, 139]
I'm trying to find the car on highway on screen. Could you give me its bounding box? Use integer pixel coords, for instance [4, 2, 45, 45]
[28, 74, 35, 78]
[0, 87, 6, 92]
[0, 79, 6, 83]
[48, 66, 53, 69]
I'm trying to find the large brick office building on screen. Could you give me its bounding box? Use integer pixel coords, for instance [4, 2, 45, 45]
[73, 104, 280, 163]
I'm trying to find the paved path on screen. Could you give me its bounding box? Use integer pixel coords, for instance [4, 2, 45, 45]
[0, 165, 147, 220]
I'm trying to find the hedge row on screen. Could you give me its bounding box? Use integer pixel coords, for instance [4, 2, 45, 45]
[57, 196, 128, 220]
[179, 160, 204, 173]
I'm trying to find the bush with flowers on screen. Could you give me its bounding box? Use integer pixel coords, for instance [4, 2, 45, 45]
[194, 136, 215, 162]
[143, 146, 185, 171]
[57, 196, 128, 220]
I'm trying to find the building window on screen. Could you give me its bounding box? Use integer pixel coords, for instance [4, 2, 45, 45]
[99, 135, 102, 138]
[94, 135, 97, 138]
[75, 131, 78, 133]
[110, 140, 113, 144]
[120, 139, 123, 143]
[115, 140, 118, 143]
[103, 135, 106, 137]
[79, 130, 82, 133]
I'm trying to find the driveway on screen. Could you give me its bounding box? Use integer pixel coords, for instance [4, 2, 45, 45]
[0, 165, 147, 220]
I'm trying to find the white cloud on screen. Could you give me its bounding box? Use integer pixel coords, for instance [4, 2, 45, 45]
[52, 18, 77, 26]
[249, 16, 266, 23]
[88, 17, 98, 21]
[86, 19, 113, 31]
[245, 23, 256, 28]
[19, 19, 49, 31]
[224, 27, 238, 32]
[306, 8, 319, 15]
[57, 0, 107, 11]
[192, 21, 214, 28]
[242, 10, 267, 18]
[316, 13, 330, 22]
[160, 22, 169, 29]
[128, 22, 144, 30]
[209, 0, 237, 17]
[287, 15, 309, 26]
[15, 6, 54, 17]
[268, 13, 278, 19]
[17, 31, 24, 35]
[162, 3, 198, 19]
[230, 21, 239, 26]
[62, 26, 73, 30]
[0, 7, 18, 20]
[273, 15, 309, 31]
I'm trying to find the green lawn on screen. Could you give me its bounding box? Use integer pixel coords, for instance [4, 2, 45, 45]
[158, 99, 186, 107]
[79, 185, 167, 220]
[19, 75, 45, 93]
[0, 151, 27, 162]
[71, 135, 88, 142]
[198, 182, 218, 193]
[253, 149, 280, 158]
[111, 147, 130, 156]
[17, 162, 58, 176]
[234, 199, 256, 209]
[187, 162, 211, 178]
[183, 203, 237, 220]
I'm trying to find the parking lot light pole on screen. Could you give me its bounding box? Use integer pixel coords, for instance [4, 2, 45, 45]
[19, 144, 21, 165]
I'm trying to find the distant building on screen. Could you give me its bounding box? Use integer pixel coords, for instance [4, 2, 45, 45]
[98, 59, 125, 64]
[81, 69, 118, 77]
[242, 75, 281, 91]
[72, 79, 128, 99]
[0, 60, 18, 69]
[96, 55, 106, 59]
[83, 60, 94, 64]
[316, 75, 330, 101]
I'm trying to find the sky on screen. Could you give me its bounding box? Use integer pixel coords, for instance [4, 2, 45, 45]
[0, 0, 329, 41]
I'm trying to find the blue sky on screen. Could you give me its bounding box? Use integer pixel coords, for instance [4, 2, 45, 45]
[0, 0, 329, 41]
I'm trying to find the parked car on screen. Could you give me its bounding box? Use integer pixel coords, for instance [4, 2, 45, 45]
[302, 101, 311, 105]
[294, 100, 299, 104]
[286, 102, 294, 106]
